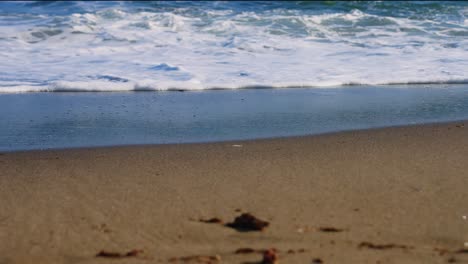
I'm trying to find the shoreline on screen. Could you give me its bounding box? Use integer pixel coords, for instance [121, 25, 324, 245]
[1, 121, 468, 263]
[2, 119, 467, 154]
[1, 82, 468, 94]
[3, 85, 468, 152]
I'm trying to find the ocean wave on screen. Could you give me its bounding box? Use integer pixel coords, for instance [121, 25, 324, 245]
[0, 1, 467, 93]
[1, 79, 468, 93]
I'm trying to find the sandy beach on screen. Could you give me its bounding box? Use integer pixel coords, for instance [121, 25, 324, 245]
[1, 122, 468, 264]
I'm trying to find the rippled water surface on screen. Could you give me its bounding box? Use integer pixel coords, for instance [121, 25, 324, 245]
[2, 85, 468, 151]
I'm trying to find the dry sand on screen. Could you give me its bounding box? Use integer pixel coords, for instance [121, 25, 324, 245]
[1, 122, 468, 264]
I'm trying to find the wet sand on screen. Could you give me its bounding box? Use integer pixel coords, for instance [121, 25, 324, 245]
[1, 122, 468, 263]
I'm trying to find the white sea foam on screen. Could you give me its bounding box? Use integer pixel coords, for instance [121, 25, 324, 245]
[0, 2, 467, 93]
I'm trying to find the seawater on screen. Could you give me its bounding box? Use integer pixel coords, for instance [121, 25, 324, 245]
[0, 1, 467, 92]
[1, 2, 468, 151]
[1, 85, 468, 151]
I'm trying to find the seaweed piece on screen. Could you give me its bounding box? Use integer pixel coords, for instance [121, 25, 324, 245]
[225, 213, 269, 232]
[358, 242, 410, 250]
[96, 251, 122, 258]
[169, 255, 221, 263]
[126, 249, 143, 257]
[199, 217, 223, 224]
[235, 248, 258, 254]
[261, 249, 278, 264]
[96, 249, 143, 258]
[318, 227, 344, 233]
[286, 248, 306, 254]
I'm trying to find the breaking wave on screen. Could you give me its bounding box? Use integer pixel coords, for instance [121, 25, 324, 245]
[0, 1, 467, 93]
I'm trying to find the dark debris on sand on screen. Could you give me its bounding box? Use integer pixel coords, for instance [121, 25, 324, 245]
[226, 213, 269, 232]
[199, 217, 223, 224]
[286, 248, 306, 254]
[318, 227, 345, 233]
[358, 242, 411, 250]
[235, 248, 259, 254]
[96, 249, 143, 258]
[456, 248, 468, 254]
[168, 255, 221, 263]
[235, 247, 308, 263]
[448, 257, 457, 263]
[261, 248, 279, 264]
[312, 258, 323, 264]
